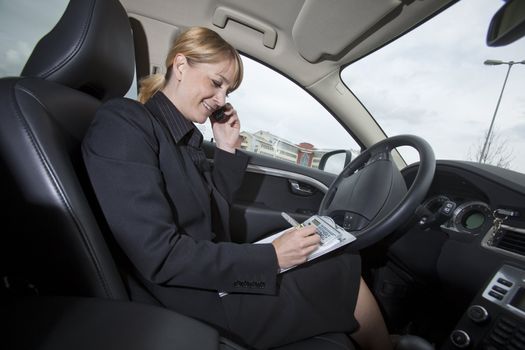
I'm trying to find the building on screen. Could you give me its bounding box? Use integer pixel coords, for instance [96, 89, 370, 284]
[239, 130, 349, 169]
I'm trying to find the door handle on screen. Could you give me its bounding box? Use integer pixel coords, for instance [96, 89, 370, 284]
[289, 179, 315, 196]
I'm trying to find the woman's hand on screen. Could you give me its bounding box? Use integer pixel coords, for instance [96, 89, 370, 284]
[272, 225, 320, 270]
[211, 103, 241, 154]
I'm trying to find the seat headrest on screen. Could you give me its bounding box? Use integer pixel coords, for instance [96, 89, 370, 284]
[21, 0, 135, 101]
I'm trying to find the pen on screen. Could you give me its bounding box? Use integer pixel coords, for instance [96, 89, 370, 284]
[281, 212, 303, 228]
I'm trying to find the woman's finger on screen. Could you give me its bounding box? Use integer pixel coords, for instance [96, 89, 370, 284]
[298, 225, 318, 237]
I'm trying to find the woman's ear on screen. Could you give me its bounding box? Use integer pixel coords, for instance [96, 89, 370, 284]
[173, 54, 187, 81]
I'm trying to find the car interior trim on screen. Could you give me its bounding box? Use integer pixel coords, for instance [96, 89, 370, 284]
[212, 6, 277, 49]
[481, 264, 525, 319]
[292, 0, 402, 62]
[246, 164, 328, 193]
[482, 226, 525, 262]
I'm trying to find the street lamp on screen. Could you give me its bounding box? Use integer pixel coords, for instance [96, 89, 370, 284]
[479, 59, 525, 163]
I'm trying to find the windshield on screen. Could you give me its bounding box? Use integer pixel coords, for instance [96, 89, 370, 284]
[342, 0, 525, 174]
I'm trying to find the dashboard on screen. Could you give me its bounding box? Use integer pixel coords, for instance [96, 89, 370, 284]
[397, 160, 525, 349]
[400, 160, 525, 286]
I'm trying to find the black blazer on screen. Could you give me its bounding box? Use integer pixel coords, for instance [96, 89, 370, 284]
[82, 97, 278, 325]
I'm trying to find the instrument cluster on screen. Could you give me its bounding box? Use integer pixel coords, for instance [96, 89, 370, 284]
[420, 195, 494, 235]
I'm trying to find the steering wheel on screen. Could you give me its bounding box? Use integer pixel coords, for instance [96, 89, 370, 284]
[319, 134, 435, 250]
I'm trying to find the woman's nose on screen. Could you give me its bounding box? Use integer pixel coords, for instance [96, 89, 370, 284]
[213, 90, 227, 106]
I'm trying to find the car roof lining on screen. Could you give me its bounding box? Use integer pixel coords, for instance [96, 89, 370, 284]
[121, 0, 455, 87]
[292, 0, 404, 63]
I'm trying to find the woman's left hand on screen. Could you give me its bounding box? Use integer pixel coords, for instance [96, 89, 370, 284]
[211, 103, 241, 153]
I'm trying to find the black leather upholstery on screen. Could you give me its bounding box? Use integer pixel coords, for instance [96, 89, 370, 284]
[0, 0, 133, 299]
[9, 296, 222, 350]
[21, 0, 134, 101]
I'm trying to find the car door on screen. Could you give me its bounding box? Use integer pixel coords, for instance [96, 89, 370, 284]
[203, 141, 337, 242]
[202, 56, 362, 243]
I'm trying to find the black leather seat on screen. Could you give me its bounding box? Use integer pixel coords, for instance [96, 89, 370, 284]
[0, 0, 358, 349]
[0, 0, 131, 300]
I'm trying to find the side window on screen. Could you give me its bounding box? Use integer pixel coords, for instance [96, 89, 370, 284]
[0, 0, 68, 77]
[200, 56, 361, 173]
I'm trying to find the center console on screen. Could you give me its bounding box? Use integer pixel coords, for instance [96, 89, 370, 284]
[442, 264, 525, 349]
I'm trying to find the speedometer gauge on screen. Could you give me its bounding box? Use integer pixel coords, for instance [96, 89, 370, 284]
[451, 201, 492, 235]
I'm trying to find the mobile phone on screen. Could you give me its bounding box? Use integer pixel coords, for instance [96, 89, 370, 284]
[210, 107, 226, 122]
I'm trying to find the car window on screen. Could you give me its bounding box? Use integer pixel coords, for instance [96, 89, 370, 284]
[0, 0, 68, 77]
[341, 0, 525, 174]
[200, 56, 361, 173]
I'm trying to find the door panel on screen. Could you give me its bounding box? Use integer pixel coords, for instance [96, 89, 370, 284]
[204, 142, 337, 243]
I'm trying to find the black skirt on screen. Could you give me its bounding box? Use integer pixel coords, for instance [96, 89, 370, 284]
[220, 251, 361, 349]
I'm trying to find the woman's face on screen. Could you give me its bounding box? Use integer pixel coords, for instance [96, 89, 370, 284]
[172, 55, 236, 124]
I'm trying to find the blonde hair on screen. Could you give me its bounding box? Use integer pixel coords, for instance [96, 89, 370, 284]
[138, 27, 243, 103]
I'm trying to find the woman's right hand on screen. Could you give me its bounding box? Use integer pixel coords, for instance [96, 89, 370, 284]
[272, 225, 321, 270]
[211, 103, 240, 154]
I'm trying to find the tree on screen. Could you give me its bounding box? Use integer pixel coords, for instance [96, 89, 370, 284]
[467, 129, 514, 168]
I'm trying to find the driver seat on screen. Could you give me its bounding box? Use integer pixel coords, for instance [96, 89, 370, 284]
[0, 0, 359, 349]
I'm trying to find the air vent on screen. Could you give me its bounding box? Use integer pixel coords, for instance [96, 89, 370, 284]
[492, 228, 525, 256]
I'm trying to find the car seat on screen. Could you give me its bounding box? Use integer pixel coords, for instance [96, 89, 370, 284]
[0, 0, 130, 301]
[0, 0, 361, 349]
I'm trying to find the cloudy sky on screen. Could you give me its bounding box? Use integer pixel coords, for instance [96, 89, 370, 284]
[343, 0, 525, 173]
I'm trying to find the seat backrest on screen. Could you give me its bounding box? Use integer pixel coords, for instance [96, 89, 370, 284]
[0, 0, 134, 299]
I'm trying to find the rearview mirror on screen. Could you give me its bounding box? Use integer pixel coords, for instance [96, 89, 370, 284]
[487, 0, 525, 46]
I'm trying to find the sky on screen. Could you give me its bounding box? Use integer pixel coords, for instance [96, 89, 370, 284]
[1, 0, 524, 174]
[342, 0, 525, 173]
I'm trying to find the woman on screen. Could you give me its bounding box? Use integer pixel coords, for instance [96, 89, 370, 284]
[82, 27, 391, 349]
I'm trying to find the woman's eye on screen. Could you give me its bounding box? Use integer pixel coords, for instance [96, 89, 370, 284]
[212, 80, 222, 88]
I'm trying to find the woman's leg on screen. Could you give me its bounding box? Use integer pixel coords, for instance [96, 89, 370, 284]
[351, 277, 393, 350]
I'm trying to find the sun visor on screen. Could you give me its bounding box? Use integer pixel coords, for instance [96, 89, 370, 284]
[292, 0, 402, 63]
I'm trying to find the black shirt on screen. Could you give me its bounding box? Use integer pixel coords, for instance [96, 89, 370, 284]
[145, 91, 209, 171]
